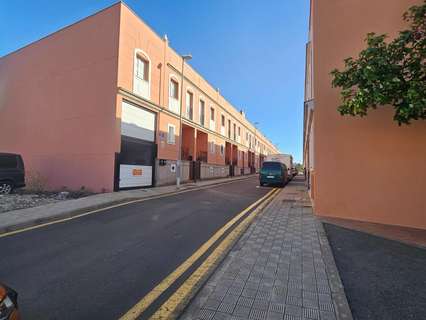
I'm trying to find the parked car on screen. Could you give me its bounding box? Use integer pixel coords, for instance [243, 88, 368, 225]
[0, 153, 25, 194]
[0, 284, 20, 320]
[259, 161, 288, 187]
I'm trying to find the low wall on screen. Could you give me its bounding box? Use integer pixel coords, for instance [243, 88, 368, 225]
[155, 160, 190, 186]
[200, 163, 229, 180]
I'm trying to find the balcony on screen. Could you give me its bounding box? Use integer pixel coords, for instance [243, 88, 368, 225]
[134, 78, 150, 100]
[169, 97, 179, 114]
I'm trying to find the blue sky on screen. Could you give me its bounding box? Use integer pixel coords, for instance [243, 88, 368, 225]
[0, 0, 309, 163]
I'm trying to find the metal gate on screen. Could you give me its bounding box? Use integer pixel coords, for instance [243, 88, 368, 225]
[189, 160, 201, 181]
[116, 101, 157, 190]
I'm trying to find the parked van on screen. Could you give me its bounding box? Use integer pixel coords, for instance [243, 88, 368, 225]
[259, 161, 288, 187]
[0, 153, 25, 194]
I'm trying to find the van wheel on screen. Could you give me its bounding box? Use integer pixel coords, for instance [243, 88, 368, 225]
[0, 181, 13, 194]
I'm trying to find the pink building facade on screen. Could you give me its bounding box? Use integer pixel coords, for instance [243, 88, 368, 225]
[0, 3, 278, 192]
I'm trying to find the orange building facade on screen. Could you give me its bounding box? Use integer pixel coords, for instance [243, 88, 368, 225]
[304, 0, 426, 230]
[0, 2, 278, 192]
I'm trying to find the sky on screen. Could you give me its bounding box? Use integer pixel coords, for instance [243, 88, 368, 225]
[0, 0, 309, 163]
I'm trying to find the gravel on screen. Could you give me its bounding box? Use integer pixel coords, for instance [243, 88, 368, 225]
[0, 190, 94, 213]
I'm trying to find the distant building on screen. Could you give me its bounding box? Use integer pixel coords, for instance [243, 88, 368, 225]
[304, 0, 426, 230]
[0, 2, 278, 192]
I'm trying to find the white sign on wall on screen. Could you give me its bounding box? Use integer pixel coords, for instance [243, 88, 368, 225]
[119, 164, 152, 188]
[170, 164, 176, 173]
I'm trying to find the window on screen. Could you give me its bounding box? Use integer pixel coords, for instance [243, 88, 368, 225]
[199, 100, 205, 126]
[220, 144, 224, 156]
[170, 79, 178, 99]
[186, 91, 193, 120]
[210, 107, 215, 130]
[246, 132, 249, 141]
[233, 123, 236, 140]
[0, 155, 17, 169]
[228, 120, 231, 138]
[133, 49, 150, 99]
[169, 77, 179, 113]
[136, 56, 149, 81]
[210, 140, 215, 154]
[220, 114, 226, 135]
[167, 124, 176, 144]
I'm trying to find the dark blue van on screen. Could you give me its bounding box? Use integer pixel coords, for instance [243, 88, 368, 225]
[259, 161, 288, 187]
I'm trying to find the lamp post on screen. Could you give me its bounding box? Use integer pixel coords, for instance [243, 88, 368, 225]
[176, 54, 192, 188]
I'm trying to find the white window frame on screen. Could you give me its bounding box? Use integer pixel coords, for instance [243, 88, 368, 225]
[185, 89, 194, 120]
[220, 113, 226, 136]
[167, 124, 176, 144]
[199, 98, 205, 126]
[168, 74, 180, 113]
[133, 49, 151, 100]
[210, 140, 215, 154]
[210, 106, 216, 131]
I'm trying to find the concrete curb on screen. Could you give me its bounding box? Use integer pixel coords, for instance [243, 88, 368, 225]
[0, 175, 255, 236]
[316, 221, 353, 320]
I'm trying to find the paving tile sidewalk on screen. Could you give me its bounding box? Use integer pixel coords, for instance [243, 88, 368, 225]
[0, 175, 253, 234]
[181, 177, 352, 320]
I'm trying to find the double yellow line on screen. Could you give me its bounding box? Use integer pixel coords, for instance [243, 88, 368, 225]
[120, 187, 280, 320]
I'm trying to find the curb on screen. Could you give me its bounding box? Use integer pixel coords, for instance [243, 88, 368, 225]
[0, 175, 255, 236]
[316, 221, 353, 320]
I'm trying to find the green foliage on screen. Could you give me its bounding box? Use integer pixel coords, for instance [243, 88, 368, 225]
[330, 1, 426, 125]
[294, 163, 304, 173]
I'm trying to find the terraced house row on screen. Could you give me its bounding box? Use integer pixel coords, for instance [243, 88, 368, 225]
[0, 2, 279, 192]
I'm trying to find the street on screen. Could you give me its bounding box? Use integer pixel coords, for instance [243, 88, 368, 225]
[0, 177, 270, 320]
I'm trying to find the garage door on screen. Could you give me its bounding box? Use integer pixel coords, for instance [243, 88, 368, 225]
[119, 101, 156, 189]
[121, 101, 155, 142]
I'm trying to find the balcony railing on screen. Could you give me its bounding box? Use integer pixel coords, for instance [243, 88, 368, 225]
[169, 97, 179, 114]
[134, 78, 149, 100]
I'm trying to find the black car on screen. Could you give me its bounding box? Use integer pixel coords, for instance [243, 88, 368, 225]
[0, 153, 25, 194]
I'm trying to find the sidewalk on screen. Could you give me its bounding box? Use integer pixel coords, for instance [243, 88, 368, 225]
[180, 177, 353, 320]
[0, 175, 253, 234]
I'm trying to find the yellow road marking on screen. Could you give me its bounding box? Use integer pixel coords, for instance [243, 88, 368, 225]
[0, 177, 254, 239]
[118, 188, 279, 320]
[149, 188, 281, 320]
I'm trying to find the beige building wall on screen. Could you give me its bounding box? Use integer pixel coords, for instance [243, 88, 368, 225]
[309, 0, 426, 229]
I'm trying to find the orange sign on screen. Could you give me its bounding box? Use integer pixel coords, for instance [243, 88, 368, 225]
[132, 169, 143, 176]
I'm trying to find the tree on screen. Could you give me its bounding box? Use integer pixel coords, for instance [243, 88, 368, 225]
[294, 163, 304, 173]
[330, 1, 426, 125]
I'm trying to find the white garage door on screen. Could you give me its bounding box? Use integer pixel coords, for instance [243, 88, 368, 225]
[121, 101, 155, 142]
[119, 164, 152, 188]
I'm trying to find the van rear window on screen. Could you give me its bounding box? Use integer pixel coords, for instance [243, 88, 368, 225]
[0, 155, 17, 169]
[262, 162, 281, 170]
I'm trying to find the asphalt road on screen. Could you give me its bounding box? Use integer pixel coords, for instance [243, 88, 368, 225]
[0, 177, 270, 320]
[324, 223, 426, 320]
